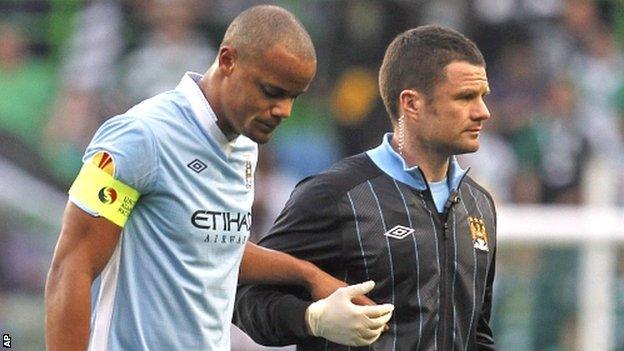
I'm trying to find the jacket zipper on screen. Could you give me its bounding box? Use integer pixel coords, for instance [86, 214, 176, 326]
[426, 190, 459, 351]
[417, 168, 464, 350]
[440, 191, 460, 350]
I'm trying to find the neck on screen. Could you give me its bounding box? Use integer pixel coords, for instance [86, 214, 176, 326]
[199, 66, 238, 140]
[391, 133, 449, 182]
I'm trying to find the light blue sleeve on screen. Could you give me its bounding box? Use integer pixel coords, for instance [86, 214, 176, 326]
[70, 115, 158, 216]
[82, 115, 159, 194]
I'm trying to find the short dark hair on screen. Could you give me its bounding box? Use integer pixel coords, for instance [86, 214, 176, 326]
[379, 25, 485, 123]
[222, 5, 316, 62]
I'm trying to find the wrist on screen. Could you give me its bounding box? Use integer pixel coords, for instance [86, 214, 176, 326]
[299, 260, 321, 291]
[304, 305, 314, 335]
[305, 299, 324, 337]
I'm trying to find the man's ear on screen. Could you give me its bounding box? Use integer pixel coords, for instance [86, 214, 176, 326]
[217, 46, 237, 76]
[399, 89, 422, 120]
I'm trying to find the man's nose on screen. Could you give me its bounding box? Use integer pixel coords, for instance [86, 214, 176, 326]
[271, 99, 294, 119]
[473, 98, 491, 121]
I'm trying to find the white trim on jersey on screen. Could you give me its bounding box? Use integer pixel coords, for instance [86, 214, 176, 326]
[176, 72, 235, 154]
[88, 241, 122, 351]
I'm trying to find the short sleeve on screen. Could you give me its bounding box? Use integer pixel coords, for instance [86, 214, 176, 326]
[70, 115, 158, 214]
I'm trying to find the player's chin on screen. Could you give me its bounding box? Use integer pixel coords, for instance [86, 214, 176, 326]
[246, 129, 274, 144]
[453, 140, 480, 154]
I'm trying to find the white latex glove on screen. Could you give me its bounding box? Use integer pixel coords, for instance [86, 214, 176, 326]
[305, 280, 394, 346]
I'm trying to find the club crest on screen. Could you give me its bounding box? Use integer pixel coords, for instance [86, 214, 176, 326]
[468, 216, 489, 252]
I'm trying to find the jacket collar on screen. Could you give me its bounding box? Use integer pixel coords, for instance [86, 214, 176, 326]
[366, 133, 468, 191]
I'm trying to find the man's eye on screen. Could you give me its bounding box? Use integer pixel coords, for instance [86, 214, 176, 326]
[263, 87, 282, 98]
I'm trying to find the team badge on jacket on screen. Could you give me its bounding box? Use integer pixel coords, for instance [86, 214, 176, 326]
[468, 217, 489, 252]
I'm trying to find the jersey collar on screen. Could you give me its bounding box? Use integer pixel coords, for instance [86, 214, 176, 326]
[366, 133, 468, 191]
[176, 72, 236, 154]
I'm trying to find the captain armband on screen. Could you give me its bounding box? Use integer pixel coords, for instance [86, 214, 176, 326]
[68, 162, 141, 227]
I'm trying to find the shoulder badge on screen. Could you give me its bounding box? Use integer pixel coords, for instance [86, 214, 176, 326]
[91, 151, 116, 176]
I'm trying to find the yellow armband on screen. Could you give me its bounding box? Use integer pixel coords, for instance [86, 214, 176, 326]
[68, 162, 141, 227]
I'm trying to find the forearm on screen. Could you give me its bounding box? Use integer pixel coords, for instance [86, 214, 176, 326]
[239, 242, 373, 303]
[45, 268, 93, 351]
[234, 281, 390, 347]
[234, 284, 312, 345]
[235, 234, 318, 344]
[238, 242, 318, 288]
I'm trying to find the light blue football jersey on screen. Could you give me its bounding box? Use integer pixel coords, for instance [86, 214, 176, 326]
[71, 72, 258, 350]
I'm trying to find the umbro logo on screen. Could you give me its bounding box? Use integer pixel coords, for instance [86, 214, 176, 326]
[384, 225, 415, 239]
[187, 159, 207, 173]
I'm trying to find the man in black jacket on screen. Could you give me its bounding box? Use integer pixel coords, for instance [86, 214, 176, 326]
[234, 25, 497, 350]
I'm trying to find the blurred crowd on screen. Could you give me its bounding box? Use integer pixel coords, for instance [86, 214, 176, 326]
[1, 0, 624, 350]
[2, 0, 624, 206]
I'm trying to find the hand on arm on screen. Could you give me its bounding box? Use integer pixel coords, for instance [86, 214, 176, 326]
[235, 177, 391, 346]
[238, 242, 391, 346]
[304, 265, 376, 306]
[45, 202, 122, 351]
[306, 281, 394, 346]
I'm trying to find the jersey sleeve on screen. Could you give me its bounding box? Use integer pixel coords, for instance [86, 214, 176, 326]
[70, 115, 158, 216]
[234, 176, 343, 346]
[476, 193, 497, 350]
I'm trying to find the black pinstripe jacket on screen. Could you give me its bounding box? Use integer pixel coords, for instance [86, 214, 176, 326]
[234, 138, 497, 351]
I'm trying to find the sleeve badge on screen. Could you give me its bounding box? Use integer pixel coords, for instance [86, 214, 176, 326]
[91, 151, 116, 176]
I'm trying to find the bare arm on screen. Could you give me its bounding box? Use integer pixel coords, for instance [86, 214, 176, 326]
[239, 242, 374, 304]
[238, 242, 316, 285]
[45, 202, 122, 351]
